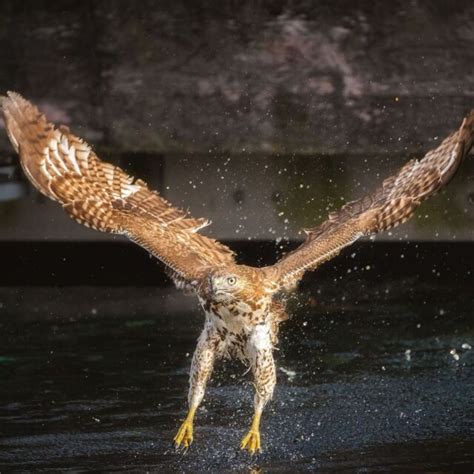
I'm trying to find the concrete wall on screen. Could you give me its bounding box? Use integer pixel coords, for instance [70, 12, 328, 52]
[1, 153, 473, 241]
[0, 1, 473, 241]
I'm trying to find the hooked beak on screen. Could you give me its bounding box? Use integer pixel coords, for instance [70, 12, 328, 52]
[208, 275, 228, 300]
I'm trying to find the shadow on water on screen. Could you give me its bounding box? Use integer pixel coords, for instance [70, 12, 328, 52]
[0, 270, 473, 472]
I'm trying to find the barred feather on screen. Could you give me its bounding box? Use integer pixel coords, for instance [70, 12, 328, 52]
[1, 92, 235, 287]
[270, 110, 474, 287]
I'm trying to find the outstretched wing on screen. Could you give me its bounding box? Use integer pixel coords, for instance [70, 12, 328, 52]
[267, 111, 474, 289]
[1, 91, 235, 288]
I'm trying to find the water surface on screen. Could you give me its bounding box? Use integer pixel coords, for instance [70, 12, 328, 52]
[0, 275, 473, 472]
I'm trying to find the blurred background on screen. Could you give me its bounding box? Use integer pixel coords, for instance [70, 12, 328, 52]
[0, 1, 473, 472]
[0, 0, 473, 285]
[0, 1, 473, 257]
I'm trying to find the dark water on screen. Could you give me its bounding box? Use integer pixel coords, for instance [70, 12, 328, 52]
[0, 275, 473, 472]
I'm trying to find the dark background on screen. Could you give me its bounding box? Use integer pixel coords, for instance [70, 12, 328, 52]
[0, 0, 473, 253]
[1, 0, 473, 155]
[0, 0, 473, 283]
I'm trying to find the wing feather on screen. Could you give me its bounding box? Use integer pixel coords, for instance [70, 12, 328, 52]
[1, 92, 235, 287]
[268, 111, 474, 288]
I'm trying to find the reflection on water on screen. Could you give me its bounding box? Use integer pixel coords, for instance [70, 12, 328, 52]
[0, 275, 473, 472]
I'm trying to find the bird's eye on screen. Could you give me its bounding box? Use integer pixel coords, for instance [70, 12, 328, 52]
[227, 276, 237, 286]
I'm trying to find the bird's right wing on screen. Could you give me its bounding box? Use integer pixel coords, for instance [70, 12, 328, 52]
[1, 92, 236, 289]
[266, 110, 474, 289]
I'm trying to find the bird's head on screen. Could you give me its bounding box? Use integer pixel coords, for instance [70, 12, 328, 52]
[206, 266, 265, 303]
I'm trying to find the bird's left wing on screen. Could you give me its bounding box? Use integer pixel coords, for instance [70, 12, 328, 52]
[266, 111, 474, 289]
[1, 92, 235, 289]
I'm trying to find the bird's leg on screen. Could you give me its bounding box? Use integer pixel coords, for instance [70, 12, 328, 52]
[174, 324, 221, 449]
[241, 325, 276, 454]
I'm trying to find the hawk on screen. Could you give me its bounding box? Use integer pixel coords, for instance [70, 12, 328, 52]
[2, 92, 473, 454]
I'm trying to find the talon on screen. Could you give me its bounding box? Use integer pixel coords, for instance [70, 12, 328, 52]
[241, 410, 262, 454]
[174, 410, 195, 449]
[240, 429, 261, 454]
[174, 419, 193, 449]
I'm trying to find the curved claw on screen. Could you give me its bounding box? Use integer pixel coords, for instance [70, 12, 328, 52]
[240, 429, 261, 454]
[174, 419, 194, 449]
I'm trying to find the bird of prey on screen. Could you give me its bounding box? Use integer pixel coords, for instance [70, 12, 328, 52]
[2, 91, 473, 454]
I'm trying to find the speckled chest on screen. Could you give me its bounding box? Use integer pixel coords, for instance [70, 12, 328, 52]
[199, 296, 268, 327]
[198, 296, 269, 361]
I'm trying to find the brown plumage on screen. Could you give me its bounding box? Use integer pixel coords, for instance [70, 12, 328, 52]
[268, 113, 474, 288]
[2, 91, 473, 455]
[1, 92, 235, 285]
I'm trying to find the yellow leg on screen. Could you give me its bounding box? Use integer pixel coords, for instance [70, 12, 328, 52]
[174, 406, 196, 449]
[240, 410, 262, 454]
